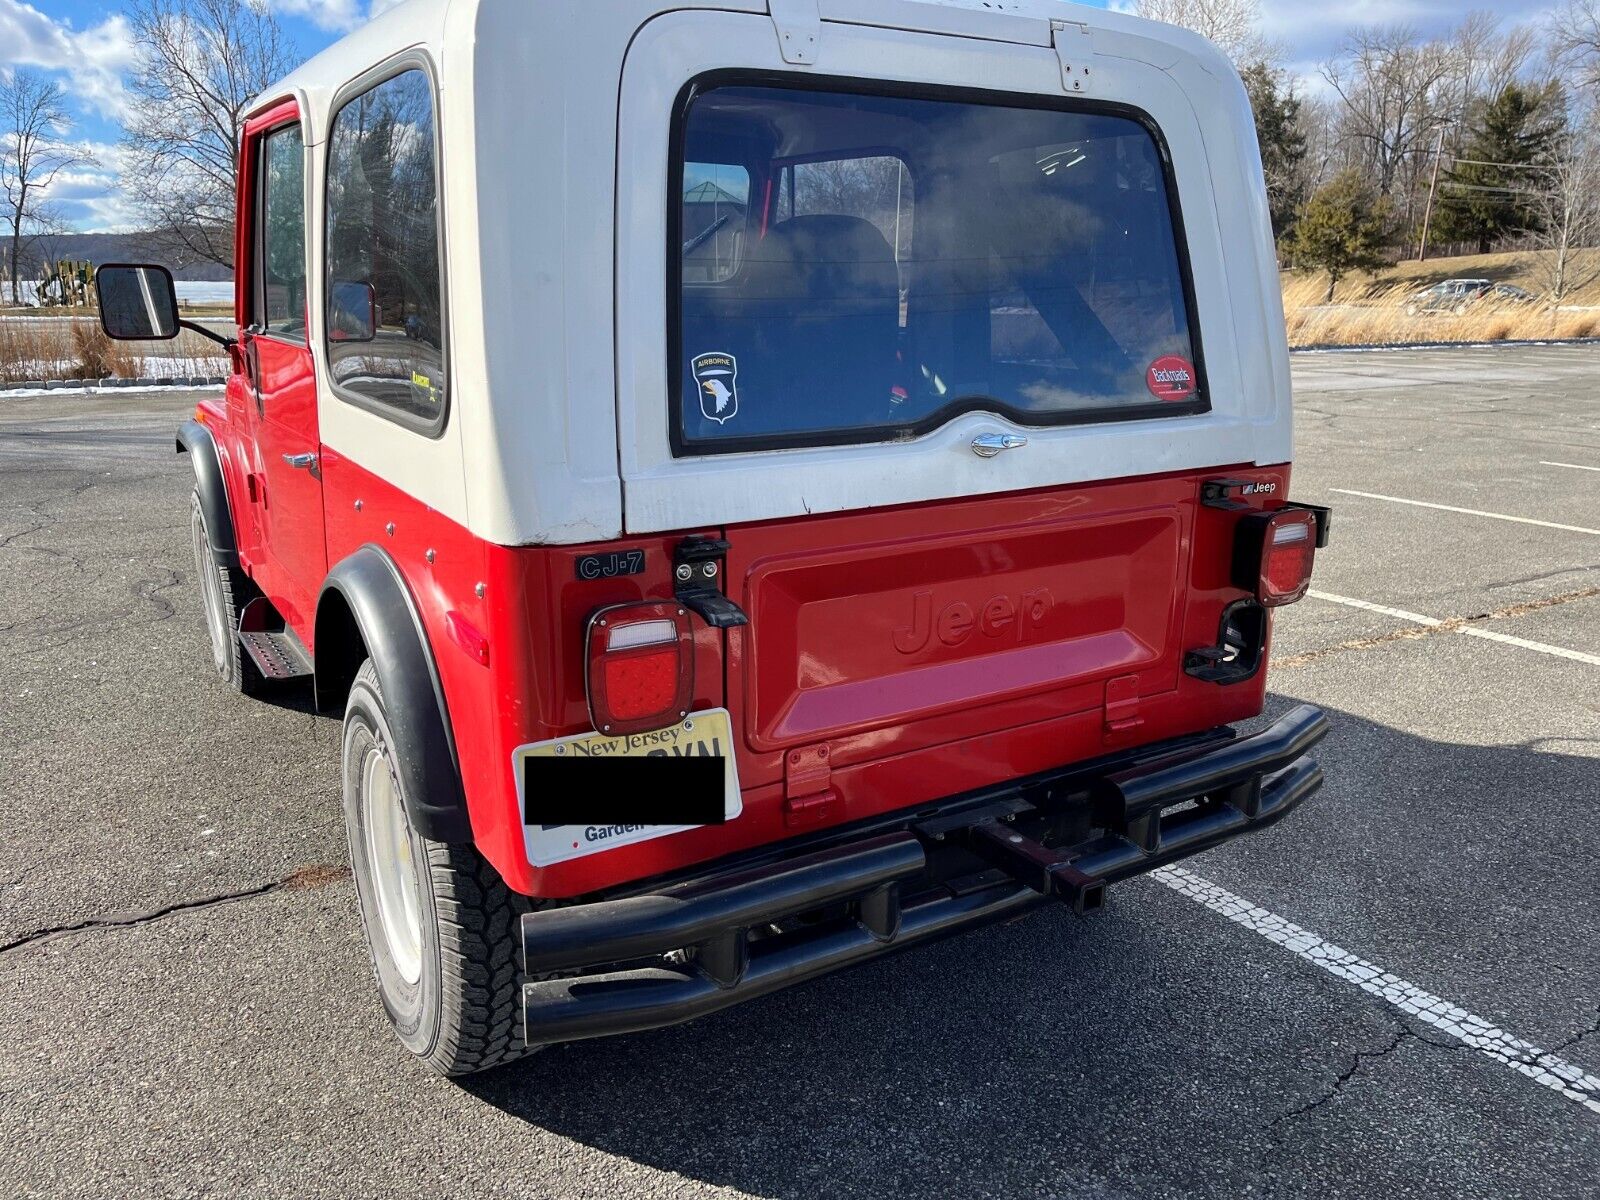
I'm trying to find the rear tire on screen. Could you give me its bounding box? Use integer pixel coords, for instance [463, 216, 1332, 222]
[342, 660, 537, 1076]
[189, 491, 263, 695]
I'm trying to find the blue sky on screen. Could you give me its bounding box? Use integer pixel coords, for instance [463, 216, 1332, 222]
[2, 0, 398, 228]
[2, 0, 1558, 231]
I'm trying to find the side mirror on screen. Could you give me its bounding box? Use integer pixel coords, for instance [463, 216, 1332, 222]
[329, 280, 377, 342]
[96, 264, 180, 341]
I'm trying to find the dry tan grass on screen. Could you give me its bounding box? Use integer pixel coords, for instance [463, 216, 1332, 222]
[0, 316, 227, 384]
[1281, 275, 1600, 348]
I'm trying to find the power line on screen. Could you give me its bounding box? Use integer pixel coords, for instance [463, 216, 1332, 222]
[1445, 156, 1560, 171]
[1438, 180, 1554, 197]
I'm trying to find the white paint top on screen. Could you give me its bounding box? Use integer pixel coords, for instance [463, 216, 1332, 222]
[254, 0, 1291, 545]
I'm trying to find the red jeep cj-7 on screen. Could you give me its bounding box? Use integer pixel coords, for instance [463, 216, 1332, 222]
[99, 0, 1330, 1075]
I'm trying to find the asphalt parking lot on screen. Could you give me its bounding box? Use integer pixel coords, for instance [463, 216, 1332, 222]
[1, 345, 1596, 1199]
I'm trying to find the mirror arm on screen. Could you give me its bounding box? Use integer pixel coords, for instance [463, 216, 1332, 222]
[178, 319, 236, 349]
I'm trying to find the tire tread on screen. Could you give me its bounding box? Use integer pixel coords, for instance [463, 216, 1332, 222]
[422, 836, 536, 1075]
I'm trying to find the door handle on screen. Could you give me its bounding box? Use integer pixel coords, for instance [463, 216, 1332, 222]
[971, 432, 1028, 458]
[282, 452, 319, 470]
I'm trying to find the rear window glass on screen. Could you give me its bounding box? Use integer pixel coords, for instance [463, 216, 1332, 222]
[675, 84, 1204, 454]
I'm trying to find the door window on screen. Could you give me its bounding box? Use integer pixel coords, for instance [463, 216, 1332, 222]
[325, 67, 447, 433]
[257, 124, 307, 341]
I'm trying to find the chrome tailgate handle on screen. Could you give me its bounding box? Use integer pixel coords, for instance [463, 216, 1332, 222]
[971, 433, 1028, 458]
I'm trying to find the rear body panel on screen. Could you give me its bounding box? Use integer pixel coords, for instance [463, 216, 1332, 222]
[305, 452, 1287, 900]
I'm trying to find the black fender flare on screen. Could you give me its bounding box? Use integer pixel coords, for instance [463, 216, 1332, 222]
[176, 419, 236, 558]
[317, 546, 473, 844]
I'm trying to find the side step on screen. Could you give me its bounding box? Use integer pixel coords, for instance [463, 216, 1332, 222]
[239, 631, 312, 680]
[236, 597, 312, 681]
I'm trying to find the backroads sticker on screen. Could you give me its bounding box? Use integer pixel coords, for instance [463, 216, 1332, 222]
[1146, 355, 1198, 401]
[692, 351, 739, 424]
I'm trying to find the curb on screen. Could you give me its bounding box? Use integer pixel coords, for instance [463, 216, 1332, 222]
[1291, 336, 1600, 354]
[0, 375, 228, 393]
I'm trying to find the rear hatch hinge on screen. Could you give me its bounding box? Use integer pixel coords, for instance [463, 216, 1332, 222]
[1104, 673, 1144, 736]
[1051, 20, 1094, 93]
[770, 0, 822, 65]
[784, 744, 837, 828]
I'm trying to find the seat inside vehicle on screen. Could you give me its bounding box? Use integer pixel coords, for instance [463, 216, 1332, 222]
[683, 213, 901, 439]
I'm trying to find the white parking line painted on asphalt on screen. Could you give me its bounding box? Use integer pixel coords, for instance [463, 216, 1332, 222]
[1541, 461, 1600, 473]
[1330, 489, 1600, 536]
[1153, 866, 1600, 1117]
[1307, 591, 1446, 628]
[1308, 589, 1600, 667]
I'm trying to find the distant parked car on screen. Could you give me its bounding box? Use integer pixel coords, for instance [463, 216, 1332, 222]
[1406, 279, 1536, 315]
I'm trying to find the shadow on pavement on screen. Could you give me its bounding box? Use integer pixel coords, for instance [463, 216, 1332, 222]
[458, 702, 1600, 1199]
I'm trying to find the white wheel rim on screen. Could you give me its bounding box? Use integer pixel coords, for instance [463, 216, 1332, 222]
[191, 506, 229, 674]
[362, 744, 424, 985]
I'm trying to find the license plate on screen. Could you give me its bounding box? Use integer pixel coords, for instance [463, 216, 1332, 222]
[514, 709, 742, 867]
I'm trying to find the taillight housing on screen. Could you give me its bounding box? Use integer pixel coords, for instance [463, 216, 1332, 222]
[1234, 508, 1319, 607]
[585, 601, 695, 736]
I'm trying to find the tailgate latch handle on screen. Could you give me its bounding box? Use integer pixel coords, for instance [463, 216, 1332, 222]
[674, 536, 750, 630]
[972, 432, 1028, 458]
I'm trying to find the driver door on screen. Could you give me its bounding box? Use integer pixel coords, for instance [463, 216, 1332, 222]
[240, 102, 326, 638]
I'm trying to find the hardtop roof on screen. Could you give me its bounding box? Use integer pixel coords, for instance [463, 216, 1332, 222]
[254, 0, 1229, 128]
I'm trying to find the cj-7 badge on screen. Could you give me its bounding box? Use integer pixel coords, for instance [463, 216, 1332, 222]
[692, 352, 739, 424]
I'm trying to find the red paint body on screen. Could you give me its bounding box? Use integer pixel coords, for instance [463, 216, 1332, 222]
[198, 96, 1299, 904]
[198, 370, 1288, 899]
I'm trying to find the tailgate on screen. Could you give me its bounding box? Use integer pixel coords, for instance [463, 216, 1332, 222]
[725, 474, 1195, 787]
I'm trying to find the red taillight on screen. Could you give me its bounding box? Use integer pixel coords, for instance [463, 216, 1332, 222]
[585, 602, 695, 735]
[1237, 509, 1319, 607]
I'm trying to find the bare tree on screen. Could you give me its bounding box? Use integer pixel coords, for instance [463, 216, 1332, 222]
[1321, 26, 1458, 200]
[121, 0, 294, 269]
[0, 71, 93, 306]
[1134, 0, 1270, 63]
[1553, 0, 1600, 95]
[1446, 10, 1538, 110]
[1526, 123, 1600, 302]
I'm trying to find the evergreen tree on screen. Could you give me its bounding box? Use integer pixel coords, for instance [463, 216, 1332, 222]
[1240, 61, 1309, 244]
[1433, 83, 1565, 255]
[1290, 170, 1392, 302]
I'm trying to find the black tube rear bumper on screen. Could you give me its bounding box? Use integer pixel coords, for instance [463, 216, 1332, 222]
[522, 704, 1329, 1045]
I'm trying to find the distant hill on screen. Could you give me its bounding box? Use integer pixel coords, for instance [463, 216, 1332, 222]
[32, 232, 233, 281]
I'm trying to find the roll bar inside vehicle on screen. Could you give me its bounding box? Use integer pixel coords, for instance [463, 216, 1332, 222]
[99, 0, 1331, 1076]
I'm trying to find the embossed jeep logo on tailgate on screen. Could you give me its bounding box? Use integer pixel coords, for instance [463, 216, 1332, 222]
[893, 588, 1054, 655]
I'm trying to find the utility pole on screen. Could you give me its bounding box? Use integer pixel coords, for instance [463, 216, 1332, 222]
[1417, 125, 1446, 262]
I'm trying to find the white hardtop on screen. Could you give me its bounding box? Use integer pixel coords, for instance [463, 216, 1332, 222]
[257, 0, 1289, 546]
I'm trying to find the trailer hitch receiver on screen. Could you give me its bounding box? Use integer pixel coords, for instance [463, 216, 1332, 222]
[965, 821, 1107, 914]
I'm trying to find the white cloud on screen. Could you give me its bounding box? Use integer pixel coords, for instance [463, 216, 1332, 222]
[265, 0, 363, 32]
[1259, 0, 1557, 66]
[64, 190, 147, 233]
[265, 0, 405, 33]
[0, 0, 132, 115]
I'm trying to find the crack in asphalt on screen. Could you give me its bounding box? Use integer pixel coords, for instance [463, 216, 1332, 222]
[133, 568, 183, 620]
[1273, 1027, 1421, 1125]
[0, 864, 350, 961]
[1274, 585, 1600, 669]
[1542, 1003, 1600, 1060]
[0, 561, 188, 647]
[0, 479, 96, 551]
[1273, 1005, 1600, 1127]
[0, 520, 45, 549]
